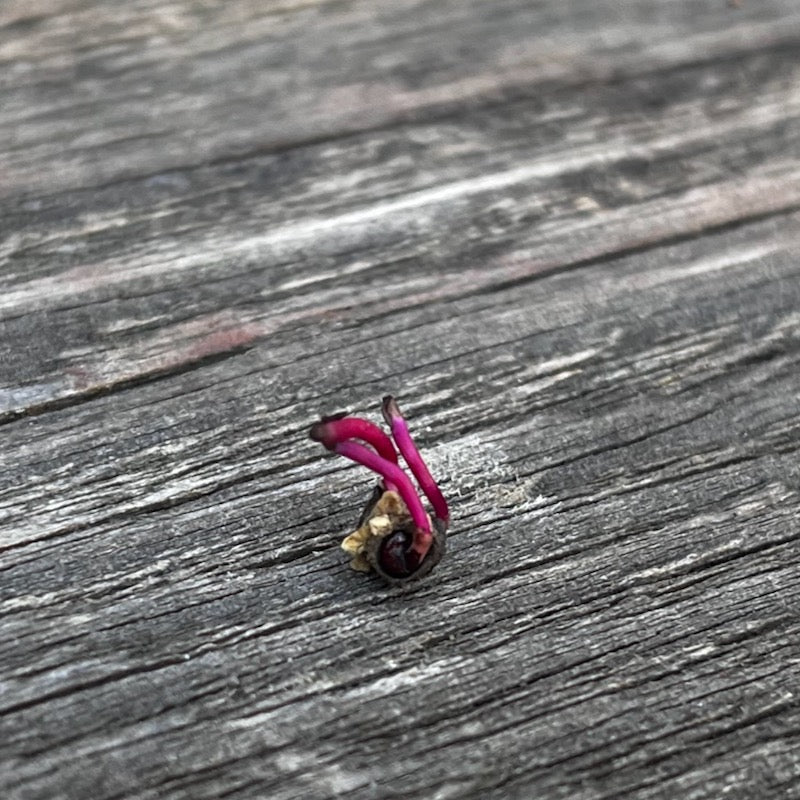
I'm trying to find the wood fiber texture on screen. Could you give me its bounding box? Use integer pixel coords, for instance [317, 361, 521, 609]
[2, 2, 800, 798]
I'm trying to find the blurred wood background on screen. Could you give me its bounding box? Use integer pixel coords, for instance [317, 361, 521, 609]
[2, 1, 800, 798]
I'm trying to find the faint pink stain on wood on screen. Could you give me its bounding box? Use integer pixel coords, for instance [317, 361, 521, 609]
[60, 314, 267, 398]
[181, 324, 263, 361]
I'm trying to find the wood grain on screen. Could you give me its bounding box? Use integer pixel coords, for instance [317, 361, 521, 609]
[2, 2, 800, 799]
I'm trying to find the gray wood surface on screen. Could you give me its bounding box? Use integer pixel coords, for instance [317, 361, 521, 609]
[2, 1, 800, 798]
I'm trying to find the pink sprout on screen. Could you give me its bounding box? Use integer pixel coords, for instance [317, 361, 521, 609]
[310, 397, 448, 564]
[334, 442, 432, 555]
[310, 416, 399, 492]
[382, 396, 449, 525]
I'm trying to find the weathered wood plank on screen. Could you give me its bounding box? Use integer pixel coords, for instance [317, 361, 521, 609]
[2, 41, 800, 419]
[3, 212, 799, 797]
[1, 2, 800, 799]
[2, 0, 800, 196]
